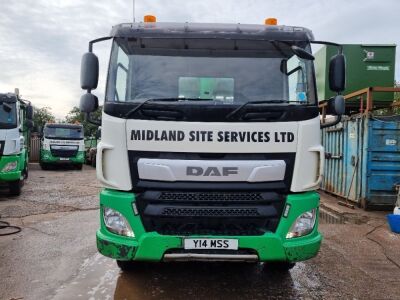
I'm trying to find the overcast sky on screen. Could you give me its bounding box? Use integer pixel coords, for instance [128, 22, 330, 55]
[0, 0, 399, 118]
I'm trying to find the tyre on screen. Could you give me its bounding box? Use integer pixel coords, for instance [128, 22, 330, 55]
[116, 260, 148, 271]
[40, 163, 49, 170]
[23, 165, 29, 179]
[264, 262, 296, 272]
[76, 164, 83, 170]
[9, 180, 22, 196]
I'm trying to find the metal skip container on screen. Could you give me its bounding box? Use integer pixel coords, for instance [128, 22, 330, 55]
[321, 114, 400, 209]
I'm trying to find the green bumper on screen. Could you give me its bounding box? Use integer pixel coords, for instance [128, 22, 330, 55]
[0, 154, 23, 182]
[97, 189, 322, 262]
[40, 149, 84, 164]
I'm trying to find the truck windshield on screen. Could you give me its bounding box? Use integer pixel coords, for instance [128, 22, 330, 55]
[44, 127, 84, 140]
[0, 101, 17, 129]
[106, 39, 316, 106]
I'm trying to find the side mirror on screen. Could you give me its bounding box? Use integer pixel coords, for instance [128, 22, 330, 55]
[26, 119, 34, 129]
[81, 52, 99, 90]
[321, 95, 346, 129]
[80, 93, 99, 113]
[26, 105, 34, 120]
[329, 54, 346, 92]
[328, 95, 345, 115]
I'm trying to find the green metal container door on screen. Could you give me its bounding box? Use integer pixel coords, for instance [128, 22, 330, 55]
[315, 44, 396, 105]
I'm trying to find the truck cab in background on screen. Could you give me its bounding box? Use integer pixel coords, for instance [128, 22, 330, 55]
[40, 123, 85, 170]
[80, 17, 345, 270]
[0, 91, 33, 196]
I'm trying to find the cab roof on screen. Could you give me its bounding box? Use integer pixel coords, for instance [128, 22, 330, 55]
[0, 93, 17, 103]
[110, 22, 314, 42]
[45, 123, 83, 129]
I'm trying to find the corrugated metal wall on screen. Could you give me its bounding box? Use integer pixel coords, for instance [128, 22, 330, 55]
[321, 115, 400, 208]
[367, 118, 400, 205]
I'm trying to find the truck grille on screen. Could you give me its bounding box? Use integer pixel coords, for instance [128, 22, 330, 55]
[50, 149, 78, 158]
[161, 207, 260, 217]
[159, 192, 263, 202]
[136, 191, 285, 236]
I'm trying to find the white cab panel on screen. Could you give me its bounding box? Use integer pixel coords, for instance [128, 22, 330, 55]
[126, 119, 298, 153]
[290, 116, 323, 192]
[96, 113, 132, 190]
[0, 128, 21, 155]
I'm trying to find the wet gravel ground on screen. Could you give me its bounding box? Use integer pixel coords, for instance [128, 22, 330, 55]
[1, 164, 400, 300]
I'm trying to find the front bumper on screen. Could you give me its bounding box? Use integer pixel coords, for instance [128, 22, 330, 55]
[0, 154, 22, 181]
[40, 149, 84, 164]
[97, 189, 322, 262]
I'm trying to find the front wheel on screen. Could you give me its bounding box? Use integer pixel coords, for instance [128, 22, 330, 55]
[23, 166, 29, 179]
[40, 163, 49, 170]
[75, 164, 83, 170]
[116, 260, 147, 272]
[9, 180, 22, 196]
[264, 262, 296, 272]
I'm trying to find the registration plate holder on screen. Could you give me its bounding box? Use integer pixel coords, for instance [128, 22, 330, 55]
[184, 238, 238, 250]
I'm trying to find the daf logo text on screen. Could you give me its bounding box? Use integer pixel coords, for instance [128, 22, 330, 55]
[186, 166, 239, 177]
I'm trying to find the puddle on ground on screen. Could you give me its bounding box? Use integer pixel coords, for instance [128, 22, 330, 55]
[53, 253, 329, 300]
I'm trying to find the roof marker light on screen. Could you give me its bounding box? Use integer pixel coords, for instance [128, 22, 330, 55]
[265, 18, 278, 25]
[144, 15, 157, 23]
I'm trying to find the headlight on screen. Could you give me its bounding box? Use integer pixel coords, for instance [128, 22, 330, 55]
[2, 161, 18, 172]
[103, 207, 134, 237]
[286, 209, 317, 239]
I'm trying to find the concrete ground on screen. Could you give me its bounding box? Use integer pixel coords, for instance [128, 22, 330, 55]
[0, 165, 399, 300]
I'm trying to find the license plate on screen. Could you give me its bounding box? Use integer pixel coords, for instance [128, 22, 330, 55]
[59, 158, 69, 161]
[184, 238, 238, 250]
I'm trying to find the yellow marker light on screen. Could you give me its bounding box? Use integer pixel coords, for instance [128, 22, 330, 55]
[144, 15, 157, 23]
[265, 18, 278, 25]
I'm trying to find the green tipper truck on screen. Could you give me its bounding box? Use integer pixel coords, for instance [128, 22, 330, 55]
[40, 123, 85, 170]
[79, 16, 346, 270]
[0, 91, 34, 196]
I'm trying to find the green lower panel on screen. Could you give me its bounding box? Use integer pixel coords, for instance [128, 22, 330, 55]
[97, 189, 322, 262]
[40, 149, 84, 164]
[0, 154, 23, 182]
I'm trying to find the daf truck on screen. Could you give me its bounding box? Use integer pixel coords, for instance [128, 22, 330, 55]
[40, 123, 85, 170]
[79, 17, 346, 270]
[0, 90, 33, 196]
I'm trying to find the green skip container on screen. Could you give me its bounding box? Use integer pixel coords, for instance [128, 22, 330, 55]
[315, 44, 396, 109]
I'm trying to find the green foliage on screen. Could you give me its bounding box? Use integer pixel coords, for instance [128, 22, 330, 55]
[33, 106, 55, 132]
[65, 106, 102, 137]
[395, 81, 400, 102]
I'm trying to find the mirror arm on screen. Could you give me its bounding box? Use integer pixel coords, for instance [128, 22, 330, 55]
[85, 112, 101, 126]
[320, 114, 342, 129]
[89, 36, 112, 52]
[311, 41, 343, 53]
[287, 66, 302, 76]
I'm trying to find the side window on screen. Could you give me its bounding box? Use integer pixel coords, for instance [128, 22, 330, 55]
[115, 47, 129, 101]
[287, 55, 308, 103]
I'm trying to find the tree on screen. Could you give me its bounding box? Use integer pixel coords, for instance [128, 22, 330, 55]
[33, 106, 55, 132]
[65, 106, 102, 137]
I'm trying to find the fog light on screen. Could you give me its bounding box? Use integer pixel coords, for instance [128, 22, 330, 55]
[103, 207, 134, 237]
[2, 161, 17, 172]
[286, 209, 316, 239]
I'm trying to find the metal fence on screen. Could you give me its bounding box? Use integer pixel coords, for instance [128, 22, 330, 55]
[30, 135, 41, 162]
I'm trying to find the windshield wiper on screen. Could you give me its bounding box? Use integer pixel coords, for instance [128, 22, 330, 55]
[226, 100, 303, 120]
[124, 98, 213, 118]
